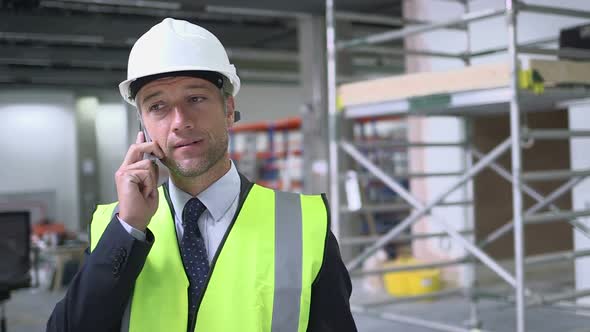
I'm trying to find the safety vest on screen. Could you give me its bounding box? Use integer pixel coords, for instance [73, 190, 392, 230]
[89, 183, 328, 332]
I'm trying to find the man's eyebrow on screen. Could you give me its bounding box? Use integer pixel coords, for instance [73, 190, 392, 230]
[184, 84, 215, 91]
[140, 82, 215, 105]
[141, 91, 163, 105]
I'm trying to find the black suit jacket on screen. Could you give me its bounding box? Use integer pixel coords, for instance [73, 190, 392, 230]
[47, 176, 357, 332]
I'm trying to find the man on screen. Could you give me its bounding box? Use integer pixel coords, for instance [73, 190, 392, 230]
[47, 18, 357, 332]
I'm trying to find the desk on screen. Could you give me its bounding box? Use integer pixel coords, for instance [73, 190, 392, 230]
[42, 244, 87, 291]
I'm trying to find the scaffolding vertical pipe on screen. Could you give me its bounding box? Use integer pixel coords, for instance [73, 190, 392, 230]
[463, 122, 481, 329]
[459, 0, 481, 328]
[326, 0, 341, 240]
[506, 1, 526, 331]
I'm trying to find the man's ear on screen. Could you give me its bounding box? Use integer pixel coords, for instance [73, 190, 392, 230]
[225, 95, 236, 127]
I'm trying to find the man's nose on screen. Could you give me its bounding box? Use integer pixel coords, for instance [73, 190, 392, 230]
[171, 105, 194, 132]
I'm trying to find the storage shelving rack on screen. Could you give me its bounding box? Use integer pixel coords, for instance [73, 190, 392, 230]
[229, 117, 303, 191]
[341, 117, 412, 258]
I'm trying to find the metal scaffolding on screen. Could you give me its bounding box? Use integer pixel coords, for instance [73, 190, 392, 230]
[326, 1, 590, 331]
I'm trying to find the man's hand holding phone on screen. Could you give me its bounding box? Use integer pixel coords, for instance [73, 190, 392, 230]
[115, 131, 165, 232]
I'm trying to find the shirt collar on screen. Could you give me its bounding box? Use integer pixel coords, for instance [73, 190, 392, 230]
[168, 161, 240, 223]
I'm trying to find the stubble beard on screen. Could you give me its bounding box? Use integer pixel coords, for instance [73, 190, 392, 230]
[164, 132, 229, 179]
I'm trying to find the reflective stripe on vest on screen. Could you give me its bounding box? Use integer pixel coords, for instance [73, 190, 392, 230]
[272, 191, 302, 331]
[90, 184, 328, 332]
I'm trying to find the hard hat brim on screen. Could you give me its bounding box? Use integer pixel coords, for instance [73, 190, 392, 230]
[119, 65, 241, 106]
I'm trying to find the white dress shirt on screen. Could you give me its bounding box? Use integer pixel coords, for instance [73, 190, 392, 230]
[119, 161, 241, 263]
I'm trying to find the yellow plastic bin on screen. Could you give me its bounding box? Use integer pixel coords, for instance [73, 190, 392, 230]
[382, 256, 442, 298]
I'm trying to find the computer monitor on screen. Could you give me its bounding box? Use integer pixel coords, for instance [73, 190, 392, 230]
[0, 211, 31, 293]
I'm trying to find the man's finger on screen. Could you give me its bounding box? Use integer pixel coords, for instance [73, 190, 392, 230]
[121, 143, 143, 166]
[136, 131, 144, 144]
[122, 131, 147, 166]
[125, 159, 155, 171]
[123, 169, 156, 199]
[140, 169, 158, 200]
[126, 161, 159, 196]
[121, 141, 165, 166]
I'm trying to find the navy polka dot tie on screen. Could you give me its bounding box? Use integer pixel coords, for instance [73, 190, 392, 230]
[181, 197, 209, 328]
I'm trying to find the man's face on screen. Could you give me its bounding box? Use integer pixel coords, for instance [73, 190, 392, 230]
[136, 76, 235, 178]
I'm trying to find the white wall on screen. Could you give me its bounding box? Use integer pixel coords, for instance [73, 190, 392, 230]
[95, 103, 128, 204]
[235, 83, 303, 123]
[0, 90, 79, 231]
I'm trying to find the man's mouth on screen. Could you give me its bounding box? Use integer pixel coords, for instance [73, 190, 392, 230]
[175, 139, 203, 149]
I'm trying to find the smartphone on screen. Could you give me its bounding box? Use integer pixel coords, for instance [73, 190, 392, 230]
[136, 109, 158, 161]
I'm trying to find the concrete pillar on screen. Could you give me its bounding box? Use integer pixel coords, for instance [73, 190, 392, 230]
[75, 96, 100, 230]
[298, 15, 358, 259]
[298, 15, 329, 195]
[335, 22, 358, 260]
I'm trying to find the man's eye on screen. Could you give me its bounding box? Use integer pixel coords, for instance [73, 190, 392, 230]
[149, 103, 165, 112]
[189, 96, 205, 103]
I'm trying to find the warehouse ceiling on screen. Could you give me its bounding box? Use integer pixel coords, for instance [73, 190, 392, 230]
[0, 0, 405, 89]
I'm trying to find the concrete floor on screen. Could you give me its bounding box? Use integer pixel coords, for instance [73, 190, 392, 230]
[6, 274, 590, 332]
[3, 289, 63, 332]
[3, 282, 590, 332]
[352, 295, 590, 332]
[349, 264, 590, 332]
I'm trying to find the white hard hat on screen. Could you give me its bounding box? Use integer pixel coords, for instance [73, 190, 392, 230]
[119, 18, 241, 105]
